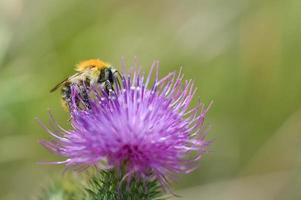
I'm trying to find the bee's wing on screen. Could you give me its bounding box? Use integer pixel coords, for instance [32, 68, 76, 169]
[49, 73, 82, 92]
[50, 77, 69, 92]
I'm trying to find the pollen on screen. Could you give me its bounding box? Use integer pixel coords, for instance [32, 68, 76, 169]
[75, 59, 110, 72]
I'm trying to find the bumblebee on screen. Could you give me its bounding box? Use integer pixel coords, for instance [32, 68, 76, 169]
[50, 59, 121, 109]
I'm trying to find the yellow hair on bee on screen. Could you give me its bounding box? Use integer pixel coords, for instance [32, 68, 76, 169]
[61, 99, 69, 111]
[75, 59, 110, 72]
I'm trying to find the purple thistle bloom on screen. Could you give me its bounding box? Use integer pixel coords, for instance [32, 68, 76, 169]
[39, 61, 211, 186]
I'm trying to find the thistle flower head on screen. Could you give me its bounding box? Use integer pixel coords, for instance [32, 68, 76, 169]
[40, 61, 210, 186]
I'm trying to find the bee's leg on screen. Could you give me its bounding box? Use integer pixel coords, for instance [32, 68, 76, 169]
[74, 97, 81, 108]
[104, 80, 113, 94]
[79, 85, 91, 109]
[113, 71, 123, 80]
[113, 71, 122, 90]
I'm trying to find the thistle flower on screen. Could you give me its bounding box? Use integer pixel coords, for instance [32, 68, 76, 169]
[39, 61, 211, 187]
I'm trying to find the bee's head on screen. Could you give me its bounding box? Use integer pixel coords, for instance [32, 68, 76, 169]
[75, 59, 111, 72]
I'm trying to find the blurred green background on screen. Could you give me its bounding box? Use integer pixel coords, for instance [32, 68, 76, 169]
[1, 0, 301, 199]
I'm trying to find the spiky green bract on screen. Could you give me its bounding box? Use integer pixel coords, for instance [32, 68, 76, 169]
[85, 170, 165, 200]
